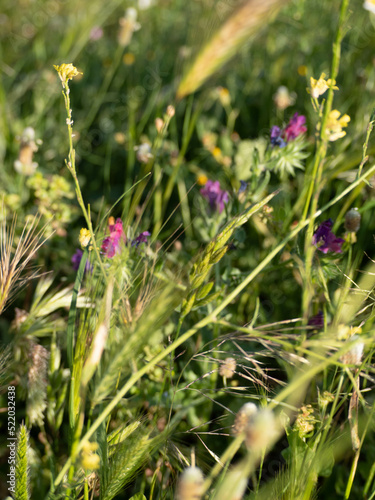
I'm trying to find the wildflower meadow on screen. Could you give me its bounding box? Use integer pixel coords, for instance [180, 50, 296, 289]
[2, 0, 375, 498]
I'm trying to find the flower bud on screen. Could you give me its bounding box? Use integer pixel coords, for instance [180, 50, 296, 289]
[166, 105, 175, 118]
[155, 117, 164, 133]
[219, 357, 236, 378]
[344, 208, 361, 233]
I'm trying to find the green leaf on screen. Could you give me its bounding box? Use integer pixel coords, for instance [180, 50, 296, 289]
[67, 247, 88, 369]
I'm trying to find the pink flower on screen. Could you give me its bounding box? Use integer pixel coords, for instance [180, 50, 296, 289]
[101, 218, 126, 258]
[283, 113, 307, 142]
[270, 113, 307, 147]
[90, 26, 104, 41]
[200, 180, 229, 214]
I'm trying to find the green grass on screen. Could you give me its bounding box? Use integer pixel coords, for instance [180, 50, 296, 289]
[1, 0, 375, 499]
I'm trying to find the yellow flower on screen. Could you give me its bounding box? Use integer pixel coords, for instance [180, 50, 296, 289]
[308, 73, 338, 99]
[298, 65, 307, 76]
[196, 174, 208, 186]
[81, 441, 100, 470]
[53, 63, 82, 85]
[364, 0, 375, 15]
[79, 228, 91, 249]
[217, 86, 231, 107]
[212, 147, 222, 160]
[114, 132, 126, 145]
[325, 109, 350, 141]
[123, 52, 135, 65]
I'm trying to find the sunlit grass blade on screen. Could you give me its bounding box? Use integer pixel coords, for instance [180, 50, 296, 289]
[177, 0, 290, 99]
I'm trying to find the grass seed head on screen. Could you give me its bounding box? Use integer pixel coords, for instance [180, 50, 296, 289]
[176, 466, 204, 500]
[219, 357, 236, 378]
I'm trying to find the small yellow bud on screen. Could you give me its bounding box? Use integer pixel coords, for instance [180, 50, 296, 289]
[123, 52, 135, 65]
[155, 117, 164, 133]
[79, 228, 91, 249]
[196, 174, 208, 186]
[217, 86, 231, 107]
[166, 105, 175, 118]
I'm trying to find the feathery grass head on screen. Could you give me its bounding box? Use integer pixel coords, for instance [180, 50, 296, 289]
[27, 343, 49, 426]
[176, 466, 204, 500]
[0, 209, 49, 315]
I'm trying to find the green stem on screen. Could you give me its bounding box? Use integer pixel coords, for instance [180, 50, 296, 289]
[301, 0, 350, 321]
[61, 80, 108, 283]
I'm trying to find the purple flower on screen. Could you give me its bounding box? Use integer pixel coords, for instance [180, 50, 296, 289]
[238, 180, 248, 194]
[270, 113, 307, 147]
[270, 126, 286, 147]
[308, 311, 324, 328]
[132, 231, 151, 247]
[200, 180, 229, 214]
[312, 219, 344, 254]
[101, 218, 126, 258]
[71, 249, 92, 273]
[283, 113, 307, 142]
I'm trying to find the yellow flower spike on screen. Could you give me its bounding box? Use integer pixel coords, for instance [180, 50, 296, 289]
[325, 109, 350, 141]
[79, 228, 92, 249]
[53, 63, 82, 86]
[308, 72, 338, 99]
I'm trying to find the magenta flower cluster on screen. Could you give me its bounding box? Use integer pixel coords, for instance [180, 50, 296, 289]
[200, 180, 229, 214]
[270, 113, 307, 147]
[100, 219, 150, 258]
[312, 219, 344, 254]
[102, 218, 126, 258]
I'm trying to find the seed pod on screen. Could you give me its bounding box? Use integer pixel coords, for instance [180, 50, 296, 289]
[344, 208, 361, 233]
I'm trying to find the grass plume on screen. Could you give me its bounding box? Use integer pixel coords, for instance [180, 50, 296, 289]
[177, 0, 290, 99]
[0, 210, 48, 315]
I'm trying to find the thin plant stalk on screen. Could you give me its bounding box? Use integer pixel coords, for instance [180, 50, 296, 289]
[301, 0, 350, 322]
[55, 66, 108, 282]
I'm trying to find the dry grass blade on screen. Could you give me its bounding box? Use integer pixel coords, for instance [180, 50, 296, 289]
[177, 0, 290, 99]
[0, 211, 49, 315]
